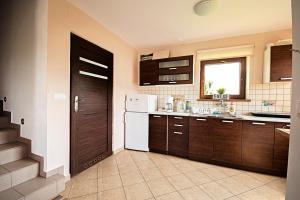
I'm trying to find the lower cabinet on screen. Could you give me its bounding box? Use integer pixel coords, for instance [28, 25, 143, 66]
[273, 123, 290, 173]
[149, 114, 167, 153]
[189, 117, 213, 160]
[212, 119, 242, 164]
[168, 116, 189, 157]
[242, 121, 275, 170]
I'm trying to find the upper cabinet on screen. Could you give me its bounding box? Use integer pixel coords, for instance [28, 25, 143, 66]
[264, 43, 292, 83]
[139, 55, 193, 86]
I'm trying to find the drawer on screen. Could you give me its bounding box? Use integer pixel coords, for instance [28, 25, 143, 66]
[242, 121, 274, 144]
[168, 115, 189, 126]
[189, 117, 210, 127]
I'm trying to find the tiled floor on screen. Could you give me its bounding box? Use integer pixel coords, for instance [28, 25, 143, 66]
[61, 150, 286, 200]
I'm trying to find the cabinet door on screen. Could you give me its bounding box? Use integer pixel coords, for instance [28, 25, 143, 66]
[140, 60, 158, 86]
[270, 45, 292, 82]
[168, 116, 189, 157]
[242, 121, 274, 169]
[149, 115, 167, 153]
[213, 119, 242, 164]
[189, 117, 213, 160]
[273, 123, 290, 173]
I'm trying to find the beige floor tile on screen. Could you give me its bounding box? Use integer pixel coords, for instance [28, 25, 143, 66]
[246, 172, 278, 184]
[238, 185, 285, 200]
[71, 166, 97, 182]
[99, 187, 126, 200]
[189, 161, 215, 170]
[217, 176, 251, 195]
[156, 191, 184, 200]
[167, 174, 194, 190]
[69, 193, 98, 200]
[124, 182, 153, 200]
[120, 171, 144, 186]
[135, 159, 156, 170]
[184, 170, 213, 185]
[216, 166, 243, 176]
[179, 186, 212, 200]
[166, 156, 186, 164]
[230, 173, 264, 189]
[147, 177, 176, 197]
[175, 162, 196, 173]
[200, 167, 229, 180]
[152, 157, 172, 167]
[266, 178, 286, 193]
[140, 167, 164, 181]
[118, 162, 139, 175]
[98, 165, 119, 178]
[199, 182, 234, 200]
[69, 179, 97, 198]
[98, 174, 122, 191]
[97, 156, 117, 168]
[158, 164, 181, 177]
[130, 151, 151, 162]
[225, 197, 241, 200]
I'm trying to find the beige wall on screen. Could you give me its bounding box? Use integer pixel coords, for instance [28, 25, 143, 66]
[286, 0, 300, 199]
[47, 0, 138, 175]
[140, 30, 292, 84]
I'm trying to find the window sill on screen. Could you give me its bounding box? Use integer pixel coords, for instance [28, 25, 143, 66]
[197, 99, 251, 102]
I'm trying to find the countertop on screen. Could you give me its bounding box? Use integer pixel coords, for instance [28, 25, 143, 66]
[149, 111, 291, 123]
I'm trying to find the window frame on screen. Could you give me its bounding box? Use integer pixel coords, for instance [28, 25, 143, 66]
[200, 57, 247, 100]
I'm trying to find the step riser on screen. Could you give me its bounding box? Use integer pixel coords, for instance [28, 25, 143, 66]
[0, 146, 27, 165]
[0, 173, 11, 192]
[0, 130, 18, 145]
[11, 163, 39, 187]
[0, 118, 9, 129]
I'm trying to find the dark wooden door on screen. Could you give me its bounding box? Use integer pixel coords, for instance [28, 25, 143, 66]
[149, 114, 167, 153]
[242, 121, 274, 170]
[70, 34, 113, 175]
[168, 116, 189, 157]
[213, 119, 242, 164]
[270, 44, 292, 82]
[189, 117, 213, 160]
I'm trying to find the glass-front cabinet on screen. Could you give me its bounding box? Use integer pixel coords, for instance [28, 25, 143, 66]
[139, 55, 193, 86]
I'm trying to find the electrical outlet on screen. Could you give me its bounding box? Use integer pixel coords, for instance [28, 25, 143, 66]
[21, 118, 24, 125]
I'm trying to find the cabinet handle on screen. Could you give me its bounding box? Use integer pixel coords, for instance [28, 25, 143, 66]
[196, 118, 207, 121]
[174, 131, 183, 135]
[174, 117, 183, 119]
[169, 81, 177, 84]
[279, 77, 292, 81]
[143, 82, 151, 85]
[252, 122, 266, 126]
[174, 124, 183, 127]
[283, 124, 290, 129]
[169, 67, 177, 70]
[222, 120, 234, 123]
[153, 115, 161, 118]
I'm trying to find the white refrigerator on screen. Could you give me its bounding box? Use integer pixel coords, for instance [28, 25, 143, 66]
[125, 94, 157, 151]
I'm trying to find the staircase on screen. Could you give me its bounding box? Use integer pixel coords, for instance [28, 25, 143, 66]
[0, 100, 65, 200]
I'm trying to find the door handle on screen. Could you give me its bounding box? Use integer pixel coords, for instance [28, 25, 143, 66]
[174, 131, 183, 135]
[222, 120, 234, 123]
[252, 122, 266, 126]
[174, 124, 183, 127]
[279, 77, 292, 81]
[75, 96, 79, 112]
[196, 118, 207, 121]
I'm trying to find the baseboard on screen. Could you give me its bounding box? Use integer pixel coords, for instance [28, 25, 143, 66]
[113, 147, 124, 154]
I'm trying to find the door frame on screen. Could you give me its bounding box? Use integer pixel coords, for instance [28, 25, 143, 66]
[70, 33, 113, 175]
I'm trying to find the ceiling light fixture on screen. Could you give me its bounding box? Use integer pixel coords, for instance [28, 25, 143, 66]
[194, 0, 218, 16]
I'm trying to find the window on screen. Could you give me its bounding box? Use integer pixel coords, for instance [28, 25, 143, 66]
[200, 57, 246, 99]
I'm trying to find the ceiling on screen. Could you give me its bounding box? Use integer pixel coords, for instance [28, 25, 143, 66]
[69, 0, 292, 49]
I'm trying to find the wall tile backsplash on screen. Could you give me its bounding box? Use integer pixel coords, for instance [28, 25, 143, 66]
[139, 81, 291, 115]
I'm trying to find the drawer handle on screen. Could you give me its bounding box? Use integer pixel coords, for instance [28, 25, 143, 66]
[196, 118, 207, 121]
[252, 122, 266, 126]
[174, 124, 183, 127]
[222, 120, 234, 123]
[174, 117, 183, 119]
[153, 115, 161, 118]
[174, 131, 183, 135]
[143, 82, 151, 85]
[169, 67, 177, 70]
[279, 77, 292, 81]
[283, 124, 290, 129]
[169, 81, 177, 84]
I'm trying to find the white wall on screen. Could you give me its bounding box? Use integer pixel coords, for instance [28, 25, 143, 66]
[0, 0, 48, 162]
[286, 0, 300, 199]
